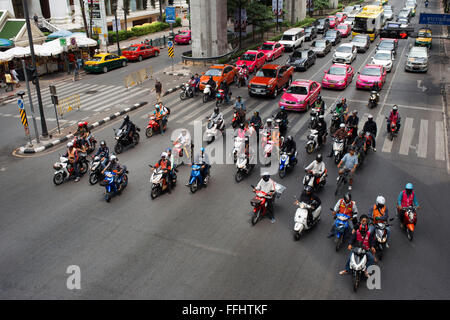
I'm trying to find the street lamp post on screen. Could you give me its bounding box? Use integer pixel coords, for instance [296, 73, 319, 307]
[113, 2, 121, 55]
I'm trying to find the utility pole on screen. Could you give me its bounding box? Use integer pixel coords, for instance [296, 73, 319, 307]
[239, 0, 242, 49]
[276, 0, 279, 32]
[113, 1, 121, 55]
[188, 0, 191, 30]
[22, 0, 48, 138]
[21, 59, 39, 144]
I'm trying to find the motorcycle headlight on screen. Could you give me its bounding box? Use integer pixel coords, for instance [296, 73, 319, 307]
[115, 136, 119, 140]
[53, 163, 62, 170]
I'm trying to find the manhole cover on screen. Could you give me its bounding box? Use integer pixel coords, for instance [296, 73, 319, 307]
[86, 90, 97, 94]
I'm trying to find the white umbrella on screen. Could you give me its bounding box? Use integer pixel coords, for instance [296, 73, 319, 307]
[39, 39, 64, 56]
[0, 51, 8, 62]
[2, 46, 29, 60]
[23, 44, 44, 56]
[66, 33, 97, 47]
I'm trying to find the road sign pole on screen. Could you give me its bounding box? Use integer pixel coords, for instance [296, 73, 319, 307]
[17, 96, 32, 146]
[49, 85, 61, 134]
[21, 59, 39, 144]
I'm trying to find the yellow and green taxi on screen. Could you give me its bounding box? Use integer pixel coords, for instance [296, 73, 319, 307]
[415, 28, 432, 48]
[84, 53, 128, 73]
[381, 0, 388, 5]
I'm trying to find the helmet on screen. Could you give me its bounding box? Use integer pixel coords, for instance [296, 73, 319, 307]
[166, 148, 171, 153]
[254, 110, 259, 116]
[200, 147, 205, 153]
[393, 105, 398, 111]
[316, 153, 322, 163]
[368, 114, 373, 119]
[349, 146, 356, 152]
[155, 104, 160, 110]
[161, 152, 167, 158]
[83, 121, 88, 126]
[78, 122, 83, 127]
[214, 107, 219, 114]
[239, 122, 244, 129]
[67, 142, 73, 148]
[305, 185, 313, 193]
[340, 123, 345, 128]
[191, 76, 194, 79]
[342, 97, 346, 103]
[124, 115, 130, 122]
[317, 95, 322, 101]
[237, 95, 242, 99]
[266, 118, 273, 123]
[376, 196, 385, 206]
[343, 192, 351, 203]
[109, 155, 117, 161]
[352, 110, 358, 115]
[280, 106, 285, 110]
[262, 174, 270, 182]
[287, 135, 293, 142]
[100, 140, 106, 147]
[319, 115, 325, 119]
[405, 183, 413, 190]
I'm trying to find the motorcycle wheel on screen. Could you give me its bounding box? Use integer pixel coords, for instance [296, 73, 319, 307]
[251, 211, 261, 226]
[150, 186, 160, 199]
[353, 273, 360, 292]
[335, 235, 343, 251]
[234, 171, 244, 183]
[89, 172, 99, 185]
[180, 91, 187, 100]
[306, 143, 314, 154]
[105, 192, 111, 203]
[190, 180, 198, 193]
[216, 100, 221, 107]
[133, 133, 140, 146]
[407, 229, 413, 241]
[294, 232, 301, 241]
[79, 161, 88, 175]
[114, 143, 123, 154]
[53, 172, 64, 185]
[335, 177, 343, 196]
[203, 95, 208, 103]
[334, 154, 340, 164]
[279, 167, 287, 179]
[145, 127, 153, 138]
[389, 132, 394, 141]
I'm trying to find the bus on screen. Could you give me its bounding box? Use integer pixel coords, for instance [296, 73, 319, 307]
[352, 5, 385, 41]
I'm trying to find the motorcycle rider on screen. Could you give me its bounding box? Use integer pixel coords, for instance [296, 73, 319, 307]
[314, 95, 326, 115]
[368, 195, 391, 247]
[328, 192, 359, 237]
[339, 214, 377, 277]
[191, 147, 210, 185]
[219, 80, 231, 104]
[102, 155, 125, 187]
[174, 128, 192, 164]
[337, 146, 359, 191]
[250, 110, 263, 140]
[209, 107, 225, 133]
[345, 110, 359, 144]
[188, 75, 196, 96]
[397, 183, 420, 227]
[352, 131, 367, 163]
[299, 185, 321, 227]
[63, 142, 80, 182]
[154, 152, 173, 193]
[254, 172, 277, 223]
[315, 114, 327, 147]
[119, 115, 136, 144]
[305, 154, 326, 190]
[152, 104, 166, 135]
[362, 114, 377, 151]
[194, 73, 200, 95]
[95, 140, 110, 168]
[387, 105, 401, 133]
[241, 64, 249, 85]
[335, 97, 348, 124]
[281, 135, 296, 162]
[328, 123, 347, 157]
[234, 95, 246, 122]
[274, 106, 288, 133]
[158, 101, 170, 127]
[206, 76, 216, 98]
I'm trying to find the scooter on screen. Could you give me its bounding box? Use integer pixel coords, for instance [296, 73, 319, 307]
[249, 187, 272, 226]
[231, 109, 245, 129]
[386, 117, 399, 141]
[149, 165, 177, 199]
[53, 155, 88, 185]
[114, 127, 140, 154]
[302, 169, 327, 191]
[216, 89, 228, 107]
[335, 168, 351, 195]
[180, 81, 195, 100]
[205, 119, 223, 144]
[203, 84, 215, 103]
[188, 163, 209, 193]
[103, 168, 128, 202]
[232, 136, 246, 163]
[305, 129, 326, 154]
[349, 247, 368, 292]
[293, 199, 321, 240]
[172, 141, 190, 166]
[330, 111, 342, 134]
[234, 153, 254, 182]
[373, 218, 394, 260]
[400, 205, 417, 241]
[236, 68, 247, 88]
[332, 137, 345, 164]
[146, 115, 168, 138]
[368, 90, 379, 109]
[331, 209, 352, 251]
[278, 150, 297, 178]
[89, 155, 105, 185]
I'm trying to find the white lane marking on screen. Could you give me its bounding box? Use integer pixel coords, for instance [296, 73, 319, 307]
[381, 136, 393, 153]
[417, 119, 428, 158]
[93, 89, 150, 112]
[177, 103, 213, 124]
[399, 117, 415, 155]
[82, 86, 144, 111]
[417, 80, 427, 92]
[435, 121, 445, 161]
[170, 99, 206, 121]
[32, 83, 96, 106]
[375, 113, 384, 142]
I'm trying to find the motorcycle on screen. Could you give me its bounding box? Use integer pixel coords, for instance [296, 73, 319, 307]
[349, 247, 368, 292]
[373, 218, 394, 260]
[232, 136, 246, 163]
[53, 155, 88, 185]
[386, 117, 399, 141]
[309, 109, 319, 129]
[114, 127, 140, 154]
[234, 153, 255, 182]
[400, 205, 417, 241]
[278, 150, 297, 178]
[303, 169, 327, 191]
[172, 141, 191, 166]
[205, 119, 223, 144]
[188, 163, 209, 193]
[89, 155, 105, 185]
[293, 200, 322, 240]
[231, 109, 245, 129]
[330, 111, 342, 134]
[368, 90, 379, 109]
[203, 84, 215, 103]
[146, 115, 168, 138]
[149, 165, 177, 199]
[305, 129, 326, 154]
[274, 117, 288, 137]
[180, 81, 195, 100]
[335, 168, 351, 195]
[215, 89, 229, 107]
[332, 137, 345, 164]
[345, 125, 356, 144]
[236, 68, 247, 88]
[103, 168, 128, 202]
[331, 210, 352, 251]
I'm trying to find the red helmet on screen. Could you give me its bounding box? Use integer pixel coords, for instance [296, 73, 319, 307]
[83, 121, 88, 126]
[78, 122, 83, 127]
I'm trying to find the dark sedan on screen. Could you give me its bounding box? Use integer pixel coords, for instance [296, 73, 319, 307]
[304, 26, 318, 41]
[324, 30, 341, 45]
[287, 49, 317, 71]
[316, 18, 329, 34]
[310, 39, 332, 57]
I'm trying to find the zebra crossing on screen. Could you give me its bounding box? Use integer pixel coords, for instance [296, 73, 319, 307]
[142, 93, 447, 163]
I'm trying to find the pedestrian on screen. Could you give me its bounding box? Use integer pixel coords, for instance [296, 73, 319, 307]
[10, 67, 20, 88]
[67, 51, 75, 74]
[154, 79, 162, 103]
[33, 13, 39, 26]
[4, 72, 15, 92]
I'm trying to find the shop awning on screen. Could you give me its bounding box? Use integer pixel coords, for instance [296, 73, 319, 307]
[0, 38, 13, 48]
[45, 29, 73, 41]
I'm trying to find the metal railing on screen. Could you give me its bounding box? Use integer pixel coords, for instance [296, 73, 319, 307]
[41, 19, 60, 33]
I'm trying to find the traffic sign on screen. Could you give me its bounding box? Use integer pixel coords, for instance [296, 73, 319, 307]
[168, 46, 174, 58]
[168, 41, 173, 48]
[17, 99, 24, 110]
[165, 7, 176, 23]
[419, 13, 450, 25]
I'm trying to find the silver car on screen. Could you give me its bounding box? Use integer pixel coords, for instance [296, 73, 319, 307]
[405, 47, 429, 72]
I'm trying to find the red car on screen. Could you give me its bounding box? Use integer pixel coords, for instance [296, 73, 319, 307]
[328, 15, 337, 28]
[121, 44, 160, 61]
[279, 80, 321, 111]
[235, 50, 266, 73]
[322, 63, 354, 90]
[335, 12, 347, 23]
[356, 64, 387, 90]
[174, 30, 191, 44]
[258, 41, 284, 61]
[336, 23, 351, 37]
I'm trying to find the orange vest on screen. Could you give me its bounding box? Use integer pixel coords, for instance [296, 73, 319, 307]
[372, 205, 386, 220]
[339, 199, 354, 217]
[68, 148, 77, 163]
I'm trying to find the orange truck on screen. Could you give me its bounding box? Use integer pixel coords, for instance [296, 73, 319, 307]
[248, 64, 294, 98]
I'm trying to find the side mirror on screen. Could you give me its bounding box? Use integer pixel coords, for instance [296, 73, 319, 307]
[283, 88, 287, 92]
[201, 72, 205, 75]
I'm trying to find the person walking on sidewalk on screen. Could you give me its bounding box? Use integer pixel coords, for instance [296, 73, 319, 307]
[10, 68, 20, 88]
[154, 79, 162, 103]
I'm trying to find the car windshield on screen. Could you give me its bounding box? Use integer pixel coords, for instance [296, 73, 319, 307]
[326, 31, 337, 36]
[418, 31, 431, 37]
[318, 19, 325, 25]
[292, 51, 308, 58]
[374, 52, 391, 60]
[286, 85, 308, 95]
[328, 66, 346, 75]
[241, 54, 256, 61]
[337, 46, 352, 53]
[314, 41, 326, 47]
[205, 69, 222, 76]
[361, 67, 381, 76]
[406, 2, 415, 7]
[305, 28, 312, 33]
[353, 37, 366, 43]
[261, 44, 274, 50]
[329, 17, 335, 21]
[347, 17, 355, 22]
[379, 42, 394, 50]
[399, 11, 409, 17]
[410, 50, 427, 58]
[126, 46, 139, 51]
[179, 31, 189, 35]
[385, 9, 393, 14]
[91, 56, 103, 62]
[282, 35, 294, 41]
[337, 25, 347, 30]
[255, 68, 277, 78]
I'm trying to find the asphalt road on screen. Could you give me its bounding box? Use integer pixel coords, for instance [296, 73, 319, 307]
[0, 0, 449, 299]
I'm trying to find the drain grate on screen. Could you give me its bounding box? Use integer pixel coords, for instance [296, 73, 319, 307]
[85, 90, 98, 94]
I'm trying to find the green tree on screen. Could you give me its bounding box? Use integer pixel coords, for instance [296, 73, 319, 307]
[246, 1, 274, 41]
[79, 0, 90, 38]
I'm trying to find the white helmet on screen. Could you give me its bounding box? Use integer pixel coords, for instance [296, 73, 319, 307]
[340, 123, 345, 128]
[67, 142, 73, 148]
[368, 114, 373, 119]
[376, 196, 385, 206]
[109, 155, 117, 161]
[161, 152, 168, 158]
[266, 118, 273, 123]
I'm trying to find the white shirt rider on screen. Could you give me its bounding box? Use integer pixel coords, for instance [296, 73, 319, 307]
[255, 177, 276, 196]
[305, 160, 325, 176]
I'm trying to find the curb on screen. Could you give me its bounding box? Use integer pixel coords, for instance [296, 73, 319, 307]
[163, 71, 190, 77]
[17, 101, 148, 154]
[163, 85, 182, 96]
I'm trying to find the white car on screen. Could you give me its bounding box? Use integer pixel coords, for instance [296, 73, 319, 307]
[333, 43, 357, 64]
[371, 49, 395, 72]
[343, 16, 355, 27]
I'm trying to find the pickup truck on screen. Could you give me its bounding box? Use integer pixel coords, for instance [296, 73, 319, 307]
[248, 64, 294, 98]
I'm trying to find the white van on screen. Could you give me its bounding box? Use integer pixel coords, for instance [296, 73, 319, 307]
[279, 28, 305, 51]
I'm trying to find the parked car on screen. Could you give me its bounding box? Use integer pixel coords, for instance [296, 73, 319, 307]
[199, 64, 237, 90]
[405, 46, 429, 72]
[304, 26, 318, 41]
[324, 29, 341, 45]
[236, 50, 266, 73]
[351, 34, 370, 53]
[336, 23, 351, 37]
[356, 64, 387, 90]
[322, 63, 355, 89]
[278, 80, 321, 111]
[371, 49, 395, 72]
[248, 64, 294, 98]
[121, 44, 159, 62]
[310, 39, 332, 57]
[415, 28, 432, 48]
[332, 43, 357, 64]
[174, 29, 191, 44]
[377, 39, 397, 57]
[316, 18, 330, 34]
[287, 49, 316, 71]
[84, 53, 127, 73]
[258, 41, 285, 61]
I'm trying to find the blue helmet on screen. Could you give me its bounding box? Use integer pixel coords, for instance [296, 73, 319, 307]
[405, 183, 413, 190]
[166, 148, 171, 153]
[281, 106, 285, 110]
[200, 147, 205, 153]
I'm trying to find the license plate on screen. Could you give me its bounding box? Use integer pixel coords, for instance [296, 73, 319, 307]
[254, 89, 264, 93]
[365, 85, 371, 88]
[329, 84, 335, 87]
